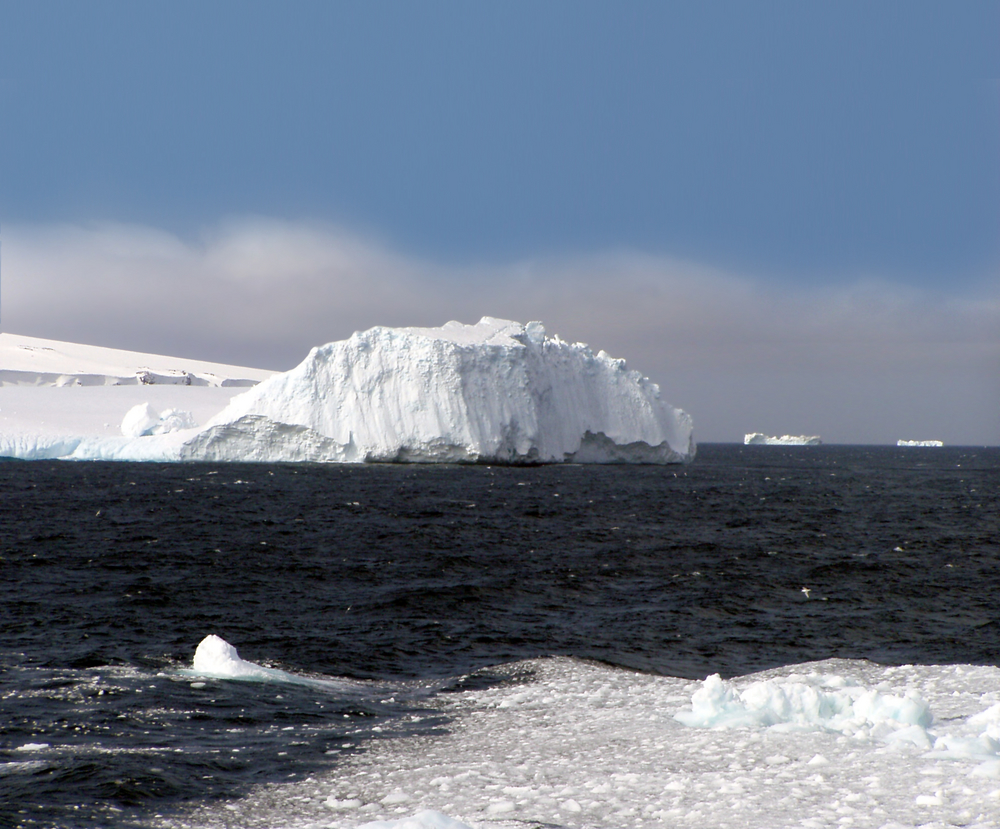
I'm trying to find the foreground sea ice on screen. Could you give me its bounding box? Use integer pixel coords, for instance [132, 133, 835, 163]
[181, 317, 695, 464]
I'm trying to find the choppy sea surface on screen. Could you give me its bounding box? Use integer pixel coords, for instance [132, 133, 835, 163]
[1, 444, 997, 829]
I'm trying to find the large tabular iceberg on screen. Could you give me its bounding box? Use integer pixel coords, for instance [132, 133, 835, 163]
[186, 318, 695, 464]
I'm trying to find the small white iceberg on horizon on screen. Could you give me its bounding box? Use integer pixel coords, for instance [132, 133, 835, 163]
[744, 433, 822, 446]
[897, 439, 944, 447]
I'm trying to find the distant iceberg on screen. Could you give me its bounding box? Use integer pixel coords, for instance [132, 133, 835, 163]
[744, 433, 822, 446]
[897, 439, 944, 447]
[1, 319, 695, 464]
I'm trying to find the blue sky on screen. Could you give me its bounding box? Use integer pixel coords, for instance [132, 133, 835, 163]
[1, 1, 998, 443]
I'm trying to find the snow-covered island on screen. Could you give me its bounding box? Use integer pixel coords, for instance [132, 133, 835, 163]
[744, 433, 822, 446]
[897, 439, 944, 447]
[0, 318, 695, 464]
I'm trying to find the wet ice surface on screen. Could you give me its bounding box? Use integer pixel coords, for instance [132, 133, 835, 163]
[157, 656, 1000, 829]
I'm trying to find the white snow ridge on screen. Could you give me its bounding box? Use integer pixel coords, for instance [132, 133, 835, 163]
[0, 319, 695, 464]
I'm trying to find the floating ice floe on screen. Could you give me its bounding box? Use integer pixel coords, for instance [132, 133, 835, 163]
[190, 634, 288, 681]
[897, 439, 944, 447]
[185, 635, 366, 696]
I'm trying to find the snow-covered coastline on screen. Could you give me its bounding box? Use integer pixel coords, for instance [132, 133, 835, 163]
[0, 319, 695, 464]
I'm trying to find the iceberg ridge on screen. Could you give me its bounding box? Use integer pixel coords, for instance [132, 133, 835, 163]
[196, 318, 694, 464]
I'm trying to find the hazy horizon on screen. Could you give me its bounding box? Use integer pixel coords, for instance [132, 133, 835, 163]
[1, 2, 996, 445]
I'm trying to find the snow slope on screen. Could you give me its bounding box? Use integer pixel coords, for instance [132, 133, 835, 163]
[0, 320, 694, 464]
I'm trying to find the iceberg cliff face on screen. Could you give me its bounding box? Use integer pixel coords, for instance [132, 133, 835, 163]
[190, 318, 695, 464]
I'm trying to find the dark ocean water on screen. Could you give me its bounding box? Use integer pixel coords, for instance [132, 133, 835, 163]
[1, 444, 997, 828]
